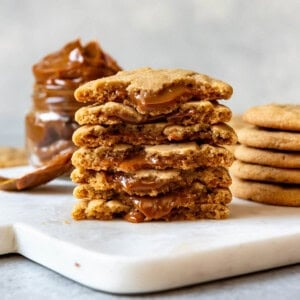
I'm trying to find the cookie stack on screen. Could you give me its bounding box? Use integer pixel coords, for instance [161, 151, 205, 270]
[231, 104, 300, 206]
[71, 68, 237, 222]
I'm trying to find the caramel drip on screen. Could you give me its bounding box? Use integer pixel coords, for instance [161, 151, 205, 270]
[124, 210, 145, 223]
[131, 197, 177, 220]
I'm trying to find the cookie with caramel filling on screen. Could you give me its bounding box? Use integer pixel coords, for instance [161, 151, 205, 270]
[74, 68, 233, 116]
[73, 198, 229, 222]
[75, 100, 232, 126]
[71, 143, 234, 171]
[71, 167, 231, 196]
[72, 123, 237, 147]
[72, 182, 231, 222]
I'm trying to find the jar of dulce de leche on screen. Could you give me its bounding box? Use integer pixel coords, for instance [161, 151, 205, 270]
[25, 40, 121, 167]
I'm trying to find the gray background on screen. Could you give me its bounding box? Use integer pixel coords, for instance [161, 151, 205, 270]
[0, 0, 299, 146]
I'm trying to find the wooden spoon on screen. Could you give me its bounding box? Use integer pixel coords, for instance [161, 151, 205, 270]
[0, 150, 73, 191]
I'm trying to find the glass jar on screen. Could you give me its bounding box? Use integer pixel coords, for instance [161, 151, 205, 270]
[25, 39, 122, 167]
[25, 84, 83, 167]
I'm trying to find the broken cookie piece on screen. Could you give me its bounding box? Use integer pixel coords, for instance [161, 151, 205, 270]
[74, 67, 233, 115]
[72, 123, 237, 147]
[75, 101, 232, 126]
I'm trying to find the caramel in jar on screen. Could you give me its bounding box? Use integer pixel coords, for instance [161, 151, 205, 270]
[26, 39, 121, 166]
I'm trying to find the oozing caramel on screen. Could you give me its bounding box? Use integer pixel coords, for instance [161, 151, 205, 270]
[118, 175, 169, 193]
[124, 210, 145, 223]
[118, 156, 149, 172]
[129, 86, 189, 113]
[131, 197, 176, 220]
[124, 184, 205, 222]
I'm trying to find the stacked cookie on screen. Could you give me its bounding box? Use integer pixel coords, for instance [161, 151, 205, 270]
[231, 104, 300, 206]
[71, 68, 237, 222]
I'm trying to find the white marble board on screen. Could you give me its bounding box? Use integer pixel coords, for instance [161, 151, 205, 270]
[0, 166, 299, 294]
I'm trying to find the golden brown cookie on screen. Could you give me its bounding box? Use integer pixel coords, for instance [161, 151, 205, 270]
[71, 167, 231, 196]
[234, 145, 300, 168]
[0, 147, 28, 168]
[72, 123, 237, 147]
[231, 176, 300, 206]
[238, 127, 300, 151]
[75, 100, 232, 126]
[73, 182, 232, 203]
[72, 199, 230, 222]
[71, 143, 234, 171]
[230, 160, 300, 184]
[74, 67, 233, 115]
[72, 182, 231, 222]
[243, 103, 300, 131]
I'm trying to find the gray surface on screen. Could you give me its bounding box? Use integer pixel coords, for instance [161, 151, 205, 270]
[0, 0, 300, 146]
[0, 254, 299, 300]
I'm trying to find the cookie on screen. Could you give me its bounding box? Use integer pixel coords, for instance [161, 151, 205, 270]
[0, 147, 28, 168]
[72, 199, 230, 222]
[231, 176, 300, 206]
[234, 145, 300, 168]
[74, 67, 233, 116]
[243, 103, 300, 132]
[230, 160, 300, 184]
[73, 181, 231, 203]
[238, 127, 300, 151]
[75, 100, 232, 126]
[71, 167, 231, 196]
[72, 123, 237, 147]
[72, 143, 234, 172]
[72, 183, 231, 222]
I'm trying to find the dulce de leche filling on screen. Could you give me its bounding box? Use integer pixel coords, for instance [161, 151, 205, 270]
[125, 186, 202, 222]
[123, 182, 206, 222]
[123, 195, 182, 223]
[118, 175, 171, 193]
[113, 170, 179, 194]
[130, 196, 177, 221]
[129, 86, 190, 113]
